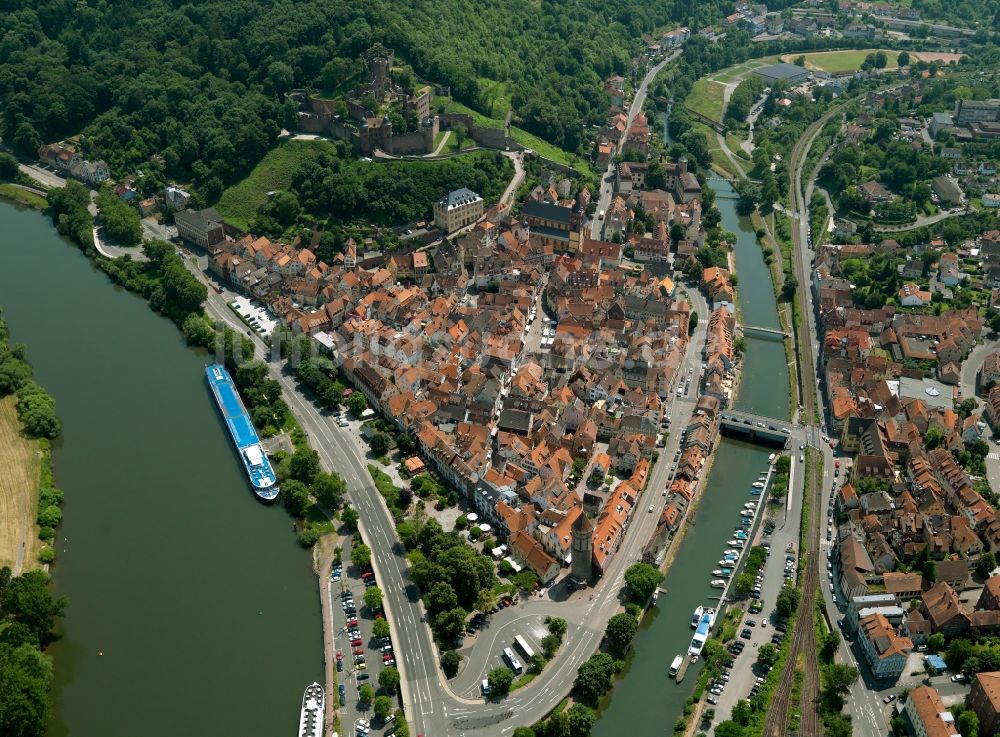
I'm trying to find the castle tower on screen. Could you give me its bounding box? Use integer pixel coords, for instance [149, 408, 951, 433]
[570, 511, 594, 587]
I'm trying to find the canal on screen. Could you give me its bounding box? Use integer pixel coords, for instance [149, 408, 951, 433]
[591, 179, 789, 735]
[0, 202, 321, 737]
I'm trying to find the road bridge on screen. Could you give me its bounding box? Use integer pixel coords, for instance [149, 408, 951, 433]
[719, 410, 791, 446]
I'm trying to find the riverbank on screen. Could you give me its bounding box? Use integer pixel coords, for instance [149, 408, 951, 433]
[0, 202, 323, 737]
[0, 182, 48, 210]
[0, 313, 64, 574]
[0, 395, 43, 571]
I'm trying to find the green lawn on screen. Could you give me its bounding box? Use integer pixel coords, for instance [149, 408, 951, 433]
[686, 79, 727, 122]
[444, 100, 505, 130]
[782, 49, 899, 74]
[475, 77, 512, 120]
[0, 183, 47, 210]
[216, 140, 338, 230]
[510, 127, 594, 177]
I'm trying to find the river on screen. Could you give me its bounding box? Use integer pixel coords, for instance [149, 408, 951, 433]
[0, 202, 321, 737]
[591, 179, 789, 735]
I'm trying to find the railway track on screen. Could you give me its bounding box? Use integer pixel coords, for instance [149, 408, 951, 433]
[761, 111, 831, 737]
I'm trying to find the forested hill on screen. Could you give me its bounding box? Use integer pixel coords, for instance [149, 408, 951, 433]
[0, 0, 771, 199]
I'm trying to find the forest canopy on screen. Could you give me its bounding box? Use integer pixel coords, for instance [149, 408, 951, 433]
[0, 0, 782, 199]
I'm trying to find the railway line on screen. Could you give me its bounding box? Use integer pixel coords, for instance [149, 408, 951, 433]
[761, 107, 836, 737]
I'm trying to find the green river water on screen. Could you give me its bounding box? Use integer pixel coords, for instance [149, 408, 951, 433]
[592, 179, 790, 736]
[0, 202, 321, 737]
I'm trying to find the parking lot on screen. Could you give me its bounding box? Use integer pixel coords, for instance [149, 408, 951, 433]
[230, 296, 277, 336]
[329, 543, 399, 737]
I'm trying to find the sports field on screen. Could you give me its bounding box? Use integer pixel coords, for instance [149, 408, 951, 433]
[779, 49, 899, 74]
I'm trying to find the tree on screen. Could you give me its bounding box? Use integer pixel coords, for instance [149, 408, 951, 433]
[359, 683, 374, 706]
[688, 311, 699, 335]
[373, 695, 393, 720]
[567, 703, 595, 736]
[548, 617, 568, 639]
[432, 607, 467, 646]
[825, 664, 859, 695]
[0, 642, 54, 737]
[96, 186, 143, 245]
[452, 124, 468, 151]
[714, 721, 746, 737]
[898, 51, 910, 67]
[605, 613, 638, 658]
[922, 559, 937, 584]
[369, 431, 391, 457]
[426, 582, 458, 614]
[781, 274, 798, 301]
[379, 666, 400, 692]
[351, 543, 371, 571]
[341, 506, 359, 531]
[0, 570, 66, 645]
[364, 585, 383, 611]
[927, 633, 945, 652]
[956, 708, 979, 737]
[776, 584, 800, 617]
[441, 650, 461, 678]
[372, 617, 391, 639]
[574, 652, 617, 706]
[347, 392, 368, 417]
[311, 471, 346, 510]
[734, 572, 755, 599]
[624, 563, 663, 602]
[488, 666, 514, 696]
[289, 446, 321, 484]
[757, 643, 779, 667]
[731, 699, 752, 726]
[976, 552, 997, 578]
[0, 152, 19, 181]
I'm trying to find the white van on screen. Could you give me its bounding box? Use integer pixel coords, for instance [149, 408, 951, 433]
[481, 679, 491, 696]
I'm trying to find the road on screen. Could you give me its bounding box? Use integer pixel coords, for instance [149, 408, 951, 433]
[591, 50, 681, 240]
[873, 206, 972, 233]
[500, 151, 525, 207]
[188, 260, 711, 737]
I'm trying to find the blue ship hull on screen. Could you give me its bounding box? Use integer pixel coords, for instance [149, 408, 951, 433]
[206, 364, 280, 501]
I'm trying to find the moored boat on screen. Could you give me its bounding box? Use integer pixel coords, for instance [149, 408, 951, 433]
[688, 607, 717, 660]
[206, 364, 279, 501]
[690, 605, 704, 629]
[669, 654, 683, 677]
[710, 579, 726, 588]
[297, 682, 324, 737]
[752, 481, 765, 489]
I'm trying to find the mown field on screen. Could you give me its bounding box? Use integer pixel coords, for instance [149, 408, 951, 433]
[0, 396, 40, 571]
[780, 49, 900, 74]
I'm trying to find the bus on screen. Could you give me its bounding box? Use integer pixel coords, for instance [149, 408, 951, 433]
[513, 635, 535, 661]
[502, 647, 523, 674]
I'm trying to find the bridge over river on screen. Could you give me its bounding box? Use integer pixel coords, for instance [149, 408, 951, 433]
[719, 410, 792, 446]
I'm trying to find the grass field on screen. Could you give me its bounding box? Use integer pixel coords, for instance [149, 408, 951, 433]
[475, 77, 513, 120]
[0, 396, 40, 571]
[780, 49, 899, 74]
[687, 78, 727, 122]
[0, 184, 47, 210]
[510, 126, 595, 177]
[444, 100, 506, 130]
[217, 140, 338, 230]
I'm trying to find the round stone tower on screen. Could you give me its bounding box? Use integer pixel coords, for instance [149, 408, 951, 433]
[570, 510, 594, 587]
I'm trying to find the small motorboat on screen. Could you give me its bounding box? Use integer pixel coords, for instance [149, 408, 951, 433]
[752, 481, 765, 489]
[710, 579, 726, 588]
[652, 591, 659, 605]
